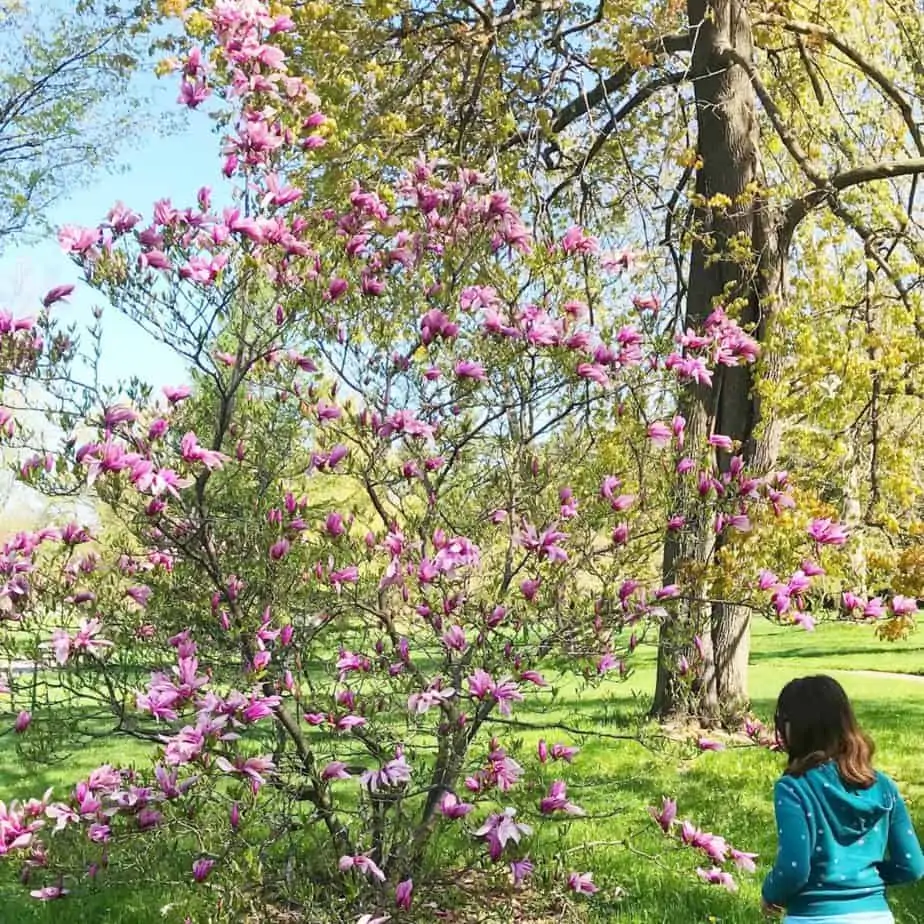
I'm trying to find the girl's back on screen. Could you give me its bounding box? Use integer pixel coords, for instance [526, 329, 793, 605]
[764, 761, 922, 918]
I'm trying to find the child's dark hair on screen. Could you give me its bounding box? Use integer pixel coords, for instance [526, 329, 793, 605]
[774, 675, 875, 788]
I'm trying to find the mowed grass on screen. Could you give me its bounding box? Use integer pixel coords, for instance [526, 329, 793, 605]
[1, 619, 923, 923]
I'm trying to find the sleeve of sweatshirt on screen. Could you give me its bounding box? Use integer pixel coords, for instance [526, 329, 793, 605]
[878, 781, 924, 886]
[762, 778, 814, 908]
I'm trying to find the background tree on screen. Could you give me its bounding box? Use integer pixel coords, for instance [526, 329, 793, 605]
[0, 0, 163, 245]
[163, 0, 924, 722]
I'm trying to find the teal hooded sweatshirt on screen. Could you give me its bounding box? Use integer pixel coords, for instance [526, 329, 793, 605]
[762, 762, 924, 917]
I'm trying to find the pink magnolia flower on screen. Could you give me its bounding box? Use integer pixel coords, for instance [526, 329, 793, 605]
[136, 807, 162, 830]
[30, 885, 69, 901]
[455, 360, 487, 382]
[647, 421, 672, 448]
[324, 512, 346, 537]
[697, 738, 725, 752]
[439, 792, 474, 819]
[730, 848, 758, 873]
[807, 517, 848, 546]
[577, 362, 609, 386]
[339, 854, 386, 882]
[520, 577, 541, 601]
[473, 808, 532, 861]
[792, 611, 816, 632]
[42, 284, 75, 308]
[633, 293, 660, 312]
[125, 585, 151, 607]
[88, 822, 111, 843]
[510, 857, 533, 886]
[269, 539, 290, 561]
[395, 878, 413, 910]
[330, 566, 359, 590]
[163, 384, 192, 403]
[842, 591, 864, 612]
[192, 858, 215, 882]
[360, 752, 412, 791]
[539, 780, 584, 815]
[180, 431, 226, 470]
[649, 796, 677, 833]
[215, 755, 275, 791]
[45, 618, 112, 665]
[58, 225, 99, 254]
[697, 867, 737, 892]
[326, 277, 349, 300]
[611, 523, 629, 545]
[681, 823, 729, 863]
[561, 226, 598, 254]
[567, 871, 598, 895]
[546, 741, 579, 762]
[892, 595, 918, 617]
[466, 670, 523, 715]
[442, 625, 467, 652]
[322, 762, 352, 782]
[14, 710, 31, 733]
[758, 569, 780, 591]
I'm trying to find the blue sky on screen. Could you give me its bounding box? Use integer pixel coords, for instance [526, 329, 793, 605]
[0, 72, 227, 393]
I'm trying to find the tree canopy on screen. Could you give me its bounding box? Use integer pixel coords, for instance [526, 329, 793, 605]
[0, 0, 163, 244]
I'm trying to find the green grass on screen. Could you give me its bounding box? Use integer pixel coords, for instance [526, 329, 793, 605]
[545, 619, 924, 923]
[2, 620, 923, 923]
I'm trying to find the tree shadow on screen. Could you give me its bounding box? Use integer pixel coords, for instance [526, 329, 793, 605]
[749, 644, 924, 665]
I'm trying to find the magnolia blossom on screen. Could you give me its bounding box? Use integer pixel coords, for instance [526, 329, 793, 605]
[807, 517, 848, 546]
[439, 792, 474, 819]
[192, 858, 215, 882]
[697, 866, 737, 892]
[339, 854, 386, 882]
[473, 808, 532, 861]
[567, 871, 598, 895]
[0, 0, 819, 908]
[539, 780, 584, 816]
[649, 797, 677, 833]
[395, 878, 413, 910]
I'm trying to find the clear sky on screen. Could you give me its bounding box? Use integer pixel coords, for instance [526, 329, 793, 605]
[0, 71, 227, 393]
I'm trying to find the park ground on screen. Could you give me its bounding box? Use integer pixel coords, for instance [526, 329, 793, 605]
[1, 619, 922, 923]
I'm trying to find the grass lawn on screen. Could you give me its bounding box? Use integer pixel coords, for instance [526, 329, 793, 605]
[1, 619, 923, 923]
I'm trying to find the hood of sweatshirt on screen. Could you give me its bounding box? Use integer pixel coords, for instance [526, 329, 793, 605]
[801, 761, 893, 839]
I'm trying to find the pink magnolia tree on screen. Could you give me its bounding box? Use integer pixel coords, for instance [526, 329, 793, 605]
[0, 1, 909, 918]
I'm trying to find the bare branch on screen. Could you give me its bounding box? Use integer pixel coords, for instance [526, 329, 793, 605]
[830, 159, 924, 193]
[754, 13, 924, 156]
[550, 32, 691, 134]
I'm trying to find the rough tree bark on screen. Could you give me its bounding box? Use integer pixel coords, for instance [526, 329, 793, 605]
[653, 0, 785, 722]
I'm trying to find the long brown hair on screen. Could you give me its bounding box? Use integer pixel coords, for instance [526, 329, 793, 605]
[774, 675, 876, 788]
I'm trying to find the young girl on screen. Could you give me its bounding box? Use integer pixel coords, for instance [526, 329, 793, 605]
[762, 675, 924, 923]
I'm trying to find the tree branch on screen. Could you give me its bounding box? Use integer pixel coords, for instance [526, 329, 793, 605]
[550, 32, 691, 134]
[500, 30, 691, 151]
[754, 13, 924, 156]
[830, 159, 924, 193]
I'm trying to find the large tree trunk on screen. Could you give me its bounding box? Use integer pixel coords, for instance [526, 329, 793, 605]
[653, 0, 781, 722]
[708, 200, 786, 719]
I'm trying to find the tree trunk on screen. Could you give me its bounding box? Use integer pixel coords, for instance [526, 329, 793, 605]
[708, 197, 787, 720]
[653, 0, 779, 722]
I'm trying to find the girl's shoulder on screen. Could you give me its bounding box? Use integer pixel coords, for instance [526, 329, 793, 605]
[774, 764, 895, 795]
[872, 769, 899, 795]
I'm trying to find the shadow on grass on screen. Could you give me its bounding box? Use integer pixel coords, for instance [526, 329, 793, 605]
[749, 644, 924, 664]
